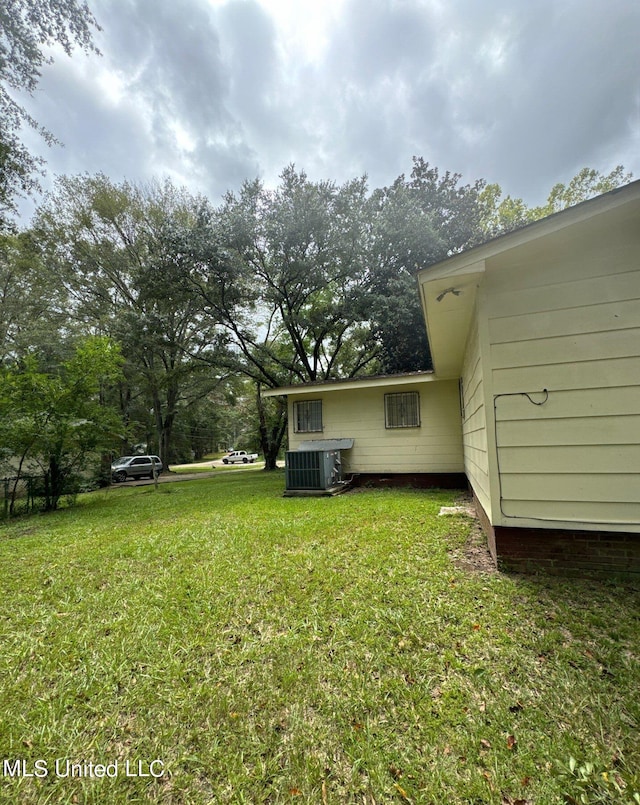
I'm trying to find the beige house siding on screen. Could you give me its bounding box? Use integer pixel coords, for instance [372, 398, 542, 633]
[461, 307, 492, 520]
[288, 380, 464, 475]
[484, 213, 640, 530]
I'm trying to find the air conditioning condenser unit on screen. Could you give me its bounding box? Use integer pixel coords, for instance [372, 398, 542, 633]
[285, 450, 342, 492]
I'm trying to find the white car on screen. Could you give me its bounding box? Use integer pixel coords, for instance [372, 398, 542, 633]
[222, 450, 258, 465]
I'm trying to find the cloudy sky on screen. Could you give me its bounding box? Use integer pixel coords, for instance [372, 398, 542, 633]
[17, 0, 640, 218]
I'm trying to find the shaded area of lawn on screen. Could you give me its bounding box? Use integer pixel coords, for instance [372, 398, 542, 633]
[0, 472, 639, 804]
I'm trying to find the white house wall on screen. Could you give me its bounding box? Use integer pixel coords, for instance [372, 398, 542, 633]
[460, 306, 492, 521]
[484, 209, 640, 531]
[287, 380, 464, 475]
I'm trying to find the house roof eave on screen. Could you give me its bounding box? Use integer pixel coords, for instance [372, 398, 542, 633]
[417, 178, 640, 377]
[417, 178, 640, 284]
[262, 370, 438, 397]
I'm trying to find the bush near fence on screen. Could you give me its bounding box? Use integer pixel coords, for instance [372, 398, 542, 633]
[1, 475, 81, 519]
[2, 476, 41, 519]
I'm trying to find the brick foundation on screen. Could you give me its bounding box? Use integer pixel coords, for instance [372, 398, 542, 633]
[472, 492, 640, 577]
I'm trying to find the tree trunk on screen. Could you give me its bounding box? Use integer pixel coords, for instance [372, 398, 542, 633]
[45, 454, 64, 511]
[153, 382, 179, 468]
[152, 396, 174, 469]
[118, 383, 132, 455]
[256, 384, 287, 471]
[9, 449, 29, 516]
[263, 443, 279, 471]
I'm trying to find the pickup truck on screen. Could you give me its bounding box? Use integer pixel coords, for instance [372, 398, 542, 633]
[222, 450, 259, 465]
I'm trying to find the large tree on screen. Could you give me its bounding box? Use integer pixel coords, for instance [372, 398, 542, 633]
[368, 158, 488, 373]
[0, 228, 70, 365]
[177, 167, 380, 467]
[33, 174, 224, 464]
[216, 166, 379, 383]
[0, 0, 100, 228]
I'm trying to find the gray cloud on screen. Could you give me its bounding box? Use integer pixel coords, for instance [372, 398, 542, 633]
[333, 0, 437, 85]
[418, 0, 640, 199]
[15, 0, 640, 220]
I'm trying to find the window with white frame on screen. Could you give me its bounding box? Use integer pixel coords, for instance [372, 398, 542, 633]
[384, 391, 420, 429]
[293, 399, 323, 433]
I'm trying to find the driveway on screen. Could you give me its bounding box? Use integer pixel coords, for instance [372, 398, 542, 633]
[109, 460, 283, 488]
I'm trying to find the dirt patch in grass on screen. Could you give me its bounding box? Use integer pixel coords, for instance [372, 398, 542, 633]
[441, 493, 497, 575]
[450, 519, 497, 575]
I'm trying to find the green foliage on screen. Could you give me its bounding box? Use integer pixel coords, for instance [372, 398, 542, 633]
[543, 166, 634, 215]
[559, 755, 640, 804]
[479, 166, 633, 238]
[478, 182, 535, 237]
[217, 165, 379, 383]
[0, 336, 124, 510]
[369, 158, 488, 372]
[0, 0, 100, 227]
[0, 229, 69, 364]
[33, 174, 226, 464]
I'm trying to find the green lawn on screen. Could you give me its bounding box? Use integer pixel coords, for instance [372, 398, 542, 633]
[0, 472, 638, 804]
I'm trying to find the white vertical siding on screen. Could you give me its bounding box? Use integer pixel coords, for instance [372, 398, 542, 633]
[288, 380, 464, 475]
[484, 213, 640, 529]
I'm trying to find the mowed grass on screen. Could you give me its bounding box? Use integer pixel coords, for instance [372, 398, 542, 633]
[0, 472, 639, 805]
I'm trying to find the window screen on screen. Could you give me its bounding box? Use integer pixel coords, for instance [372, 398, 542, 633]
[293, 400, 323, 433]
[385, 392, 420, 428]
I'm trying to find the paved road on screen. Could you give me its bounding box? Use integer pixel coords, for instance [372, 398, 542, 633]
[109, 471, 217, 488]
[109, 460, 283, 488]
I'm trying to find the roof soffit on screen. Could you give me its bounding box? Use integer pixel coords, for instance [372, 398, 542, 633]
[419, 267, 483, 378]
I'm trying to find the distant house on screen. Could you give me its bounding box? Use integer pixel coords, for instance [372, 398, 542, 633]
[266, 180, 640, 575]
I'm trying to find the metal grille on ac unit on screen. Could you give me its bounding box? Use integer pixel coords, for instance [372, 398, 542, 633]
[285, 450, 342, 491]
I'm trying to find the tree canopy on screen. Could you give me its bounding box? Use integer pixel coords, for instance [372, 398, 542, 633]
[0, 0, 100, 228]
[1, 159, 632, 485]
[33, 173, 225, 465]
[174, 167, 379, 466]
[368, 158, 489, 373]
[479, 165, 633, 237]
